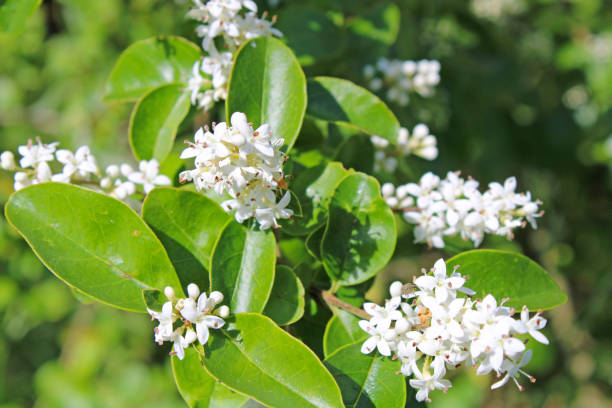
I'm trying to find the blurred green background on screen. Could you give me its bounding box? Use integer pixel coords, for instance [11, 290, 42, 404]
[0, 0, 610, 407]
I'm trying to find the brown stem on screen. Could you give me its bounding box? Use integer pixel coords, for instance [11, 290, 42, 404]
[391, 207, 420, 213]
[320, 290, 370, 320]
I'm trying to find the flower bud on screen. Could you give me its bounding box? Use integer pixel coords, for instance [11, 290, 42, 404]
[209, 291, 224, 305]
[187, 283, 200, 299]
[216, 305, 230, 318]
[395, 317, 410, 334]
[120, 164, 133, 177]
[381, 183, 395, 197]
[412, 124, 429, 139]
[100, 177, 112, 189]
[1, 151, 15, 170]
[389, 281, 403, 298]
[164, 286, 176, 302]
[106, 164, 120, 178]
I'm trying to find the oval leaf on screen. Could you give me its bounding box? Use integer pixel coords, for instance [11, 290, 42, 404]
[4, 183, 182, 311]
[346, 2, 400, 46]
[323, 310, 367, 357]
[263, 265, 305, 325]
[105, 36, 201, 101]
[210, 222, 276, 313]
[142, 188, 230, 290]
[306, 77, 400, 143]
[321, 173, 396, 286]
[203, 313, 344, 408]
[226, 37, 307, 152]
[446, 249, 567, 310]
[284, 162, 352, 236]
[324, 341, 406, 408]
[173, 348, 249, 407]
[276, 5, 346, 66]
[129, 83, 191, 162]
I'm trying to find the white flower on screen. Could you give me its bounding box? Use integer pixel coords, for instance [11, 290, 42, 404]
[17, 139, 58, 168]
[414, 258, 474, 302]
[180, 112, 291, 229]
[365, 58, 441, 105]
[513, 306, 549, 344]
[358, 320, 395, 356]
[148, 301, 178, 344]
[363, 297, 402, 330]
[128, 159, 171, 194]
[169, 326, 197, 360]
[383, 171, 542, 248]
[52, 146, 98, 182]
[409, 361, 452, 403]
[491, 350, 535, 391]
[179, 290, 226, 345]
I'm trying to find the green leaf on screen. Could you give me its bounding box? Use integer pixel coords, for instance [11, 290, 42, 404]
[226, 37, 307, 152]
[334, 133, 375, 174]
[0, 0, 42, 34]
[142, 188, 230, 291]
[129, 83, 191, 162]
[276, 6, 346, 66]
[306, 77, 400, 143]
[446, 250, 567, 310]
[210, 222, 276, 313]
[346, 2, 401, 46]
[321, 173, 396, 286]
[202, 313, 344, 408]
[173, 348, 250, 408]
[284, 162, 352, 235]
[142, 289, 165, 312]
[4, 183, 182, 312]
[323, 310, 367, 357]
[263, 265, 305, 325]
[324, 341, 406, 408]
[105, 36, 201, 101]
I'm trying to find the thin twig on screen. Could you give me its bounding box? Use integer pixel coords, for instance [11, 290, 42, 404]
[320, 289, 370, 320]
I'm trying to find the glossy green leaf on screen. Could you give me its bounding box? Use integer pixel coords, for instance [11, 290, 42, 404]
[210, 222, 276, 313]
[323, 310, 367, 357]
[4, 183, 182, 312]
[129, 83, 191, 162]
[202, 313, 343, 408]
[321, 173, 396, 286]
[446, 250, 567, 310]
[263, 265, 305, 325]
[0, 0, 41, 33]
[284, 162, 352, 235]
[276, 6, 346, 66]
[346, 2, 400, 46]
[324, 341, 406, 408]
[226, 37, 307, 152]
[173, 348, 249, 408]
[306, 77, 400, 143]
[290, 296, 332, 359]
[142, 188, 230, 291]
[105, 36, 201, 101]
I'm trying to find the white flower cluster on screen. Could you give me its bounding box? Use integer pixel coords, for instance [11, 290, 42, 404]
[364, 58, 441, 106]
[186, 0, 283, 110]
[371, 124, 438, 173]
[148, 283, 229, 360]
[381, 171, 542, 248]
[1, 139, 171, 199]
[360, 258, 548, 403]
[180, 112, 292, 229]
[471, 0, 525, 20]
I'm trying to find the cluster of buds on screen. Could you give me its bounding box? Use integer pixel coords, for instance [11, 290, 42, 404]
[0, 139, 170, 199]
[371, 124, 438, 173]
[360, 258, 548, 402]
[180, 112, 293, 229]
[364, 58, 441, 106]
[148, 283, 229, 360]
[381, 171, 542, 248]
[186, 0, 283, 110]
